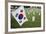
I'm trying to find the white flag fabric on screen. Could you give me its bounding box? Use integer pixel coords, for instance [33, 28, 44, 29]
[11, 6, 28, 26]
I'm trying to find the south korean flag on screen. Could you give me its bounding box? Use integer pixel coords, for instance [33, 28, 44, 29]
[11, 6, 28, 26]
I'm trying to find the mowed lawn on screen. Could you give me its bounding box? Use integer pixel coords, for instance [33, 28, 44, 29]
[11, 7, 41, 28]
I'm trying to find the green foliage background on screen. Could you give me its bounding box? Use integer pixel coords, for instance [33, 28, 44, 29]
[11, 7, 41, 28]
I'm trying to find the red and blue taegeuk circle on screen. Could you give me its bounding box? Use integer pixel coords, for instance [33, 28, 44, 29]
[18, 14, 23, 20]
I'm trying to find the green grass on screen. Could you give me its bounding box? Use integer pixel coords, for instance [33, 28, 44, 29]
[11, 8, 41, 28]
